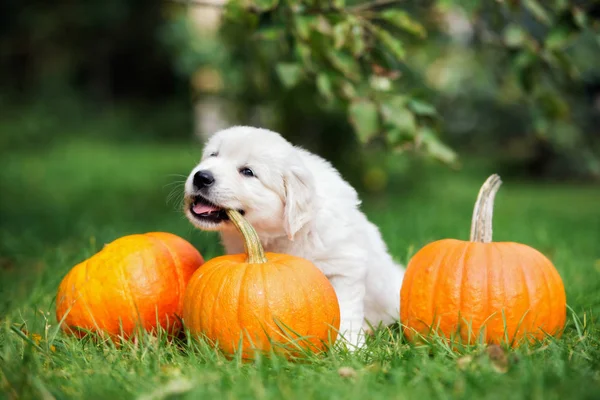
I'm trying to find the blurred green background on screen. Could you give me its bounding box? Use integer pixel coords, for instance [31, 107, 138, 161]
[2, 0, 600, 181]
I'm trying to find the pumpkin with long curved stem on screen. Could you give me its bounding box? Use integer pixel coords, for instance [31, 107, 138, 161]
[56, 232, 203, 339]
[400, 174, 567, 346]
[183, 210, 340, 359]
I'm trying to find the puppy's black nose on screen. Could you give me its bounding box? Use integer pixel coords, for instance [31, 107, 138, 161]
[193, 170, 215, 189]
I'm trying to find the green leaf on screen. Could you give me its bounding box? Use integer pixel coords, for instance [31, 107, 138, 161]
[512, 51, 537, 92]
[256, 26, 285, 41]
[315, 16, 332, 35]
[572, 7, 587, 28]
[536, 90, 569, 120]
[418, 127, 458, 165]
[223, 0, 248, 21]
[349, 24, 366, 57]
[380, 10, 426, 38]
[408, 99, 437, 117]
[548, 50, 579, 79]
[523, 0, 552, 25]
[333, 22, 350, 49]
[339, 79, 357, 99]
[252, 0, 279, 11]
[295, 16, 315, 40]
[545, 26, 573, 50]
[385, 128, 409, 147]
[316, 73, 334, 100]
[374, 28, 406, 61]
[503, 24, 527, 48]
[380, 99, 416, 136]
[276, 63, 302, 88]
[349, 100, 379, 143]
[369, 75, 392, 92]
[295, 42, 312, 67]
[332, 0, 345, 8]
[328, 50, 361, 81]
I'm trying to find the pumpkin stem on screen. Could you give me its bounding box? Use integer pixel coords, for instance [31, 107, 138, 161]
[226, 209, 268, 264]
[469, 174, 502, 243]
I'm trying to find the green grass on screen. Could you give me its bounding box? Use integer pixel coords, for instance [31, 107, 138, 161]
[1, 136, 599, 400]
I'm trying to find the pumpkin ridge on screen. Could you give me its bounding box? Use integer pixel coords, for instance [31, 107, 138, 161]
[517, 246, 542, 341]
[511, 248, 535, 343]
[497, 243, 514, 345]
[195, 263, 226, 339]
[147, 234, 185, 319]
[497, 243, 510, 344]
[272, 265, 293, 343]
[515, 244, 553, 337]
[288, 261, 311, 343]
[399, 263, 412, 323]
[414, 244, 442, 334]
[456, 242, 471, 342]
[400, 241, 448, 327]
[301, 263, 316, 342]
[183, 266, 203, 331]
[399, 243, 420, 325]
[484, 245, 492, 343]
[429, 244, 460, 335]
[80, 259, 102, 335]
[260, 260, 287, 347]
[260, 261, 268, 319]
[236, 262, 252, 348]
[189, 263, 224, 336]
[529, 246, 555, 335]
[116, 250, 142, 336]
[207, 263, 238, 343]
[546, 255, 566, 332]
[514, 245, 532, 343]
[58, 268, 76, 331]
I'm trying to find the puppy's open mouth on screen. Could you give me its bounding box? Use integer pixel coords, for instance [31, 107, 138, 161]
[189, 195, 244, 224]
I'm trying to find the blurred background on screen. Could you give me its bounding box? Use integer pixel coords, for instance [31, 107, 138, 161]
[2, 0, 600, 179]
[0, 0, 599, 285]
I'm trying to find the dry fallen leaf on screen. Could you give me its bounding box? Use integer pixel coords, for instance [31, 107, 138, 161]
[338, 366, 358, 379]
[486, 344, 509, 373]
[457, 355, 473, 370]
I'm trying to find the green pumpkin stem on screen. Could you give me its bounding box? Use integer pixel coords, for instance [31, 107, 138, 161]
[469, 174, 502, 243]
[225, 209, 268, 264]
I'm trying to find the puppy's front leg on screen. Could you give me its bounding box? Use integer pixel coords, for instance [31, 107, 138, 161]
[328, 274, 367, 350]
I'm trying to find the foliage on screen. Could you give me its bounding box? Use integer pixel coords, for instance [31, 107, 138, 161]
[213, 0, 455, 164]
[165, 0, 600, 178]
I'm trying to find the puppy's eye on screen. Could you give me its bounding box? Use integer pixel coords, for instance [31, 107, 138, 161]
[209, 152, 218, 157]
[239, 167, 255, 178]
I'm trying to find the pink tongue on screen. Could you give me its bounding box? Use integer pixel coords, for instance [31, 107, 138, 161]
[193, 203, 220, 214]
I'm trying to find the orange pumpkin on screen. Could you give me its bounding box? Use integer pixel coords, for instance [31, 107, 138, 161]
[183, 210, 340, 359]
[56, 232, 203, 339]
[400, 174, 566, 346]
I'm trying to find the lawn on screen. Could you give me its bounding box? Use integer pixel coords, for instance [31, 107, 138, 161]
[1, 135, 599, 399]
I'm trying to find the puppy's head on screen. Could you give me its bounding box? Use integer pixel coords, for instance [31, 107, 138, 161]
[184, 126, 314, 240]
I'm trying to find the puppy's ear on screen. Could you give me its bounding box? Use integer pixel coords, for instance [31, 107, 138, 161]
[283, 160, 314, 241]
